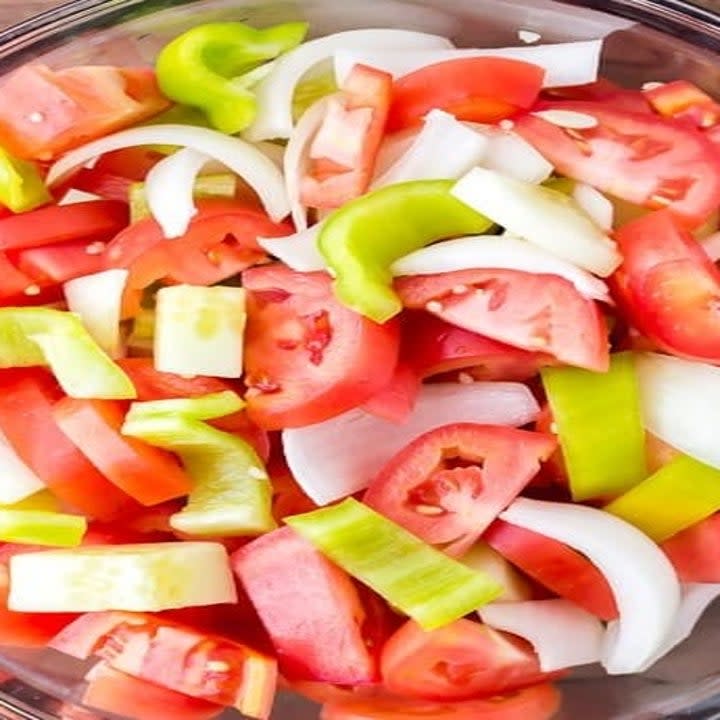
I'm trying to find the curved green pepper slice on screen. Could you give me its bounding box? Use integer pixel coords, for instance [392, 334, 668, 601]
[0, 147, 51, 213]
[318, 180, 493, 323]
[156, 21, 308, 134]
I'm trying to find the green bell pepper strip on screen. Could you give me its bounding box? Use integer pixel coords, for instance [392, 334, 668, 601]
[0, 510, 86, 547]
[156, 21, 308, 134]
[318, 180, 493, 324]
[123, 394, 275, 538]
[605, 454, 720, 542]
[542, 352, 647, 501]
[0, 148, 51, 213]
[286, 498, 503, 630]
[0, 308, 135, 399]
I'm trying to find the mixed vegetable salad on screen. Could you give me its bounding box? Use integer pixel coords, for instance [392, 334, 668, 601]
[0, 16, 718, 720]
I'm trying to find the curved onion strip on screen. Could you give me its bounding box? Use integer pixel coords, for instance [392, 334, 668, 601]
[284, 97, 332, 233]
[637, 353, 720, 470]
[371, 110, 488, 188]
[639, 583, 720, 671]
[283, 382, 540, 506]
[500, 498, 681, 674]
[479, 599, 604, 671]
[244, 29, 453, 142]
[334, 39, 602, 88]
[258, 222, 326, 272]
[391, 235, 612, 303]
[0, 430, 45, 504]
[46, 124, 290, 222]
[573, 183, 614, 231]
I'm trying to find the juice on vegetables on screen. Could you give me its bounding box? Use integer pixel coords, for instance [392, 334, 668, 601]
[0, 16, 718, 720]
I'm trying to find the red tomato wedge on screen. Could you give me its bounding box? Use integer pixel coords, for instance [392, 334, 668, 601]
[662, 513, 720, 582]
[0, 65, 169, 161]
[515, 101, 720, 228]
[94, 146, 169, 181]
[380, 619, 552, 701]
[14, 239, 107, 287]
[0, 200, 128, 251]
[395, 269, 609, 372]
[63, 166, 135, 203]
[0, 252, 38, 299]
[0, 370, 136, 519]
[232, 527, 378, 684]
[387, 58, 544, 132]
[612, 209, 720, 362]
[364, 424, 556, 556]
[302, 64, 392, 209]
[82, 664, 222, 720]
[360, 362, 420, 424]
[321, 683, 562, 720]
[53, 398, 192, 506]
[242, 264, 400, 430]
[543, 79, 651, 115]
[484, 519, 618, 621]
[643, 80, 720, 129]
[400, 310, 550, 381]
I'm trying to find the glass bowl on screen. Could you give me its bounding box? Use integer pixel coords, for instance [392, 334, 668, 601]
[0, 1, 718, 718]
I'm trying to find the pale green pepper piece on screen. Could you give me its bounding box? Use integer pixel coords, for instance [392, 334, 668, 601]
[0, 147, 51, 213]
[542, 352, 647, 501]
[318, 180, 493, 323]
[0, 308, 135, 399]
[287, 498, 502, 630]
[0, 510, 86, 547]
[156, 21, 308, 134]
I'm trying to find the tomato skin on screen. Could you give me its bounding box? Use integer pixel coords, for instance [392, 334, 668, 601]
[242, 264, 401, 430]
[14, 239, 107, 287]
[232, 527, 378, 684]
[364, 424, 556, 556]
[395, 269, 609, 372]
[94, 146, 168, 181]
[484, 519, 618, 620]
[662, 513, 720, 582]
[360, 362, 420, 424]
[0, 252, 37, 299]
[612, 209, 720, 362]
[321, 683, 562, 720]
[515, 101, 720, 228]
[542, 79, 652, 114]
[63, 166, 135, 202]
[53, 398, 193, 506]
[388, 58, 544, 131]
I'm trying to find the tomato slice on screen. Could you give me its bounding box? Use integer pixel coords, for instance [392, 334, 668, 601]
[232, 527, 378, 684]
[611, 209, 720, 362]
[662, 513, 720, 582]
[53, 398, 192, 506]
[0, 370, 136, 519]
[0, 65, 169, 161]
[388, 58, 543, 131]
[515, 101, 720, 228]
[643, 80, 720, 130]
[395, 269, 609, 372]
[94, 146, 169, 182]
[14, 239, 107, 287]
[321, 683, 562, 720]
[360, 362, 420, 424]
[242, 264, 400, 430]
[364, 424, 556, 556]
[302, 64, 392, 209]
[0, 252, 38, 299]
[483, 519, 618, 620]
[542, 79, 652, 115]
[63, 166, 135, 203]
[400, 310, 550, 381]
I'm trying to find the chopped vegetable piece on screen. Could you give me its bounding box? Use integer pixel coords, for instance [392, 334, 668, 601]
[318, 180, 492, 322]
[154, 285, 247, 379]
[0, 308, 136, 399]
[0, 147, 51, 212]
[541, 352, 647, 501]
[458, 542, 533, 603]
[0, 428, 45, 504]
[123, 394, 275, 537]
[8, 542, 237, 612]
[662, 514, 720, 582]
[643, 80, 720, 129]
[156, 22, 308, 133]
[605, 454, 720, 542]
[286, 498, 502, 630]
[0, 510, 86, 547]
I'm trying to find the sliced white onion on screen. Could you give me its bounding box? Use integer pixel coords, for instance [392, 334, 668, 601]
[283, 382, 540, 506]
[500, 498, 681, 675]
[59, 188, 102, 206]
[636, 353, 720, 470]
[0, 430, 45, 505]
[390, 235, 612, 303]
[284, 97, 332, 233]
[639, 583, 720, 671]
[460, 542, 533, 603]
[334, 39, 602, 89]
[258, 222, 326, 272]
[371, 110, 488, 188]
[702, 231, 720, 262]
[63, 269, 129, 359]
[479, 599, 605, 672]
[46, 124, 290, 223]
[573, 182, 614, 231]
[451, 167, 621, 277]
[245, 29, 453, 142]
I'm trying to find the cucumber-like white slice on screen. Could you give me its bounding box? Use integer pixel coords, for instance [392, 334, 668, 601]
[8, 542, 237, 612]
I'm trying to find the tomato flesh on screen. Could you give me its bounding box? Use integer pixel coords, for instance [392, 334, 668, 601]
[662, 513, 720, 582]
